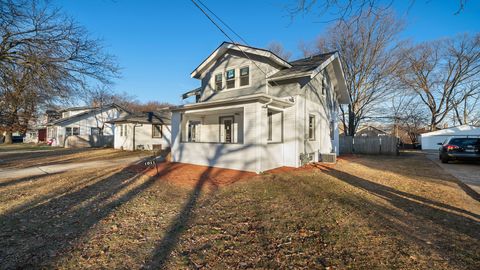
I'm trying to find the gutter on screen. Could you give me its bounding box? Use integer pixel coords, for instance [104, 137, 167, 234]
[170, 94, 294, 112]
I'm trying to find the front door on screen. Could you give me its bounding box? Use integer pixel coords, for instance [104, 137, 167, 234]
[220, 116, 234, 143]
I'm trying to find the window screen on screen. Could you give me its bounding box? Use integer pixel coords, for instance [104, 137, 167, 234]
[226, 69, 235, 89]
[240, 67, 249, 86]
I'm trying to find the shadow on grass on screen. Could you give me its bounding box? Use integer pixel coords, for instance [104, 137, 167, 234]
[320, 167, 480, 240]
[0, 158, 167, 269]
[0, 172, 62, 188]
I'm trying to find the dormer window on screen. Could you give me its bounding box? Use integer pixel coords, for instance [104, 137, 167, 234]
[214, 73, 222, 91]
[226, 69, 235, 89]
[240, 67, 249, 86]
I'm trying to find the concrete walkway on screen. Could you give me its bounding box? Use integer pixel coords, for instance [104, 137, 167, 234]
[424, 151, 480, 194]
[0, 156, 145, 180]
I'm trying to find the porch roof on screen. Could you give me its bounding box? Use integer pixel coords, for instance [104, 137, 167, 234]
[170, 94, 294, 112]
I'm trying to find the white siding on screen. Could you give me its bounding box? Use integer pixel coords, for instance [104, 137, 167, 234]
[114, 123, 172, 151]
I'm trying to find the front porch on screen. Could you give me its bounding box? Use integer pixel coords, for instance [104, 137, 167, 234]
[171, 95, 296, 173]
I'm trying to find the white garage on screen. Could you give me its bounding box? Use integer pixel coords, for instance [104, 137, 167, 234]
[420, 125, 480, 150]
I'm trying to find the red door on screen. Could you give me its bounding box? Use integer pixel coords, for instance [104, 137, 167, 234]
[38, 129, 46, 142]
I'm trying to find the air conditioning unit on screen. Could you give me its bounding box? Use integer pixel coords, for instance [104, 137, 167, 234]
[319, 152, 336, 163]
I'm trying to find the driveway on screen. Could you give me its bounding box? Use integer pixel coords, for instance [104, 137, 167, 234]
[424, 151, 480, 194]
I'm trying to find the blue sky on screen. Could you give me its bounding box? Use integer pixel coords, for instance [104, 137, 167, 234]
[55, 0, 480, 105]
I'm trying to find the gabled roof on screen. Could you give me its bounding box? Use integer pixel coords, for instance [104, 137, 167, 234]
[48, 103, 127, 125]
[191, 42, 292, 78]
[268, 52, 336, 80]
[109, 110, 172, 125]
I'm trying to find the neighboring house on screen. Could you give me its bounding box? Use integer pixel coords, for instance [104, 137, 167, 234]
[46, 103, 129, 148]
[24, 109, 61, 144]
[420, 125, 480, 150]
[110, 110, 172, 151]
[356, 125, 388, 137]
[170, 42, 349, 173]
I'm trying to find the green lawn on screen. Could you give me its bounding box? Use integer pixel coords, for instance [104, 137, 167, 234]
[0, 152, 479, 269]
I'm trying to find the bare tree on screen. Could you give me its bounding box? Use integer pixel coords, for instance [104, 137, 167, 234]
[289, 0, 469, 22]
[399, 34, 480, 131]
[267, 41, 292, 60]
[0, 0, 119, 143]
[451, 82, 480, 125]
[314, 10, 404, 135]
[388, 92, 428, 145]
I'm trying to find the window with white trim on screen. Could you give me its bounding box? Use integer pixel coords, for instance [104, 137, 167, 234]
[240, 66, 249, 86]
[65, 127, 80, 136]
[214, 73, 222, 91]
[308, 115, 316, 140]
[226, 69, 235, 89]
[330, 121, 334, 140]
[267, 109, 283, 143]
[188, 121, 201, 142]
[152, 124, 163, 138]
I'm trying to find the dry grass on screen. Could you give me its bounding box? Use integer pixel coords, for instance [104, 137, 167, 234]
[0, 151, 479, 269]
[0, 147, 149, 169]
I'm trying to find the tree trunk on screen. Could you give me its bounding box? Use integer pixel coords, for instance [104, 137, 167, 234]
[4, 132, 13, 144]
[348, 104, 355, 136]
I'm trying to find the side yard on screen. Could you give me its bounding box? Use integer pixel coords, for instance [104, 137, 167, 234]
[0, 151, 479, 269]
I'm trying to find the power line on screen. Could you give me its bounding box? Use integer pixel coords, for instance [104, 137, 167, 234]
[196, 0, 249, 45]
[190, 0, 276, 80]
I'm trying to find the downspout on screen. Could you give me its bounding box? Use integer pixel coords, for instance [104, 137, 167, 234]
[133, 122, 140, 151]
[262, 98, 273, 108]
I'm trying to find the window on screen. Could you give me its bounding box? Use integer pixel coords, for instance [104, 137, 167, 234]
[152, 124, 163, 138]
[214, 73, 223, 91]
[65, 127, 80, 136]
[188, 121, 201, 142]
[226, 69, 235, 89]
[322, 77, 326, 95]
[308, 115, 315, 140]
[268, 111, 273, 141]
[48, 127, 57, 138]
[120, 124, 127, 137]
[329, 121, 334, 140]
[240, 67, 249, 86]
[267, 109, 283, 143]
[91, 127, 102, 136]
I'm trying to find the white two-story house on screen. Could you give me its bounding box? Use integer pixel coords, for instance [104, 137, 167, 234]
[171, 42, 349, 173]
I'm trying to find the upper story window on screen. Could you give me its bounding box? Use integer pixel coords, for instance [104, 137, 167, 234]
[214, 73, 222, 91]
[226, 69, 235, 89]
[240, 67, 249, 86]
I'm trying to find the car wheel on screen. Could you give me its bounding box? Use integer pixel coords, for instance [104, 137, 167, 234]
[441, 157, 449, 163]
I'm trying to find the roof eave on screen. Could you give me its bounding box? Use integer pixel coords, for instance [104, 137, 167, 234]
[171, 94, 294, 111]
[267, 72, 313, 82]
[191, 43, 292, 79]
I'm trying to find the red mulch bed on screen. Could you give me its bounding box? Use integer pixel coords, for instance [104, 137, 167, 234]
[127, 161, 339, 188]
[127, 162, 258, 188]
